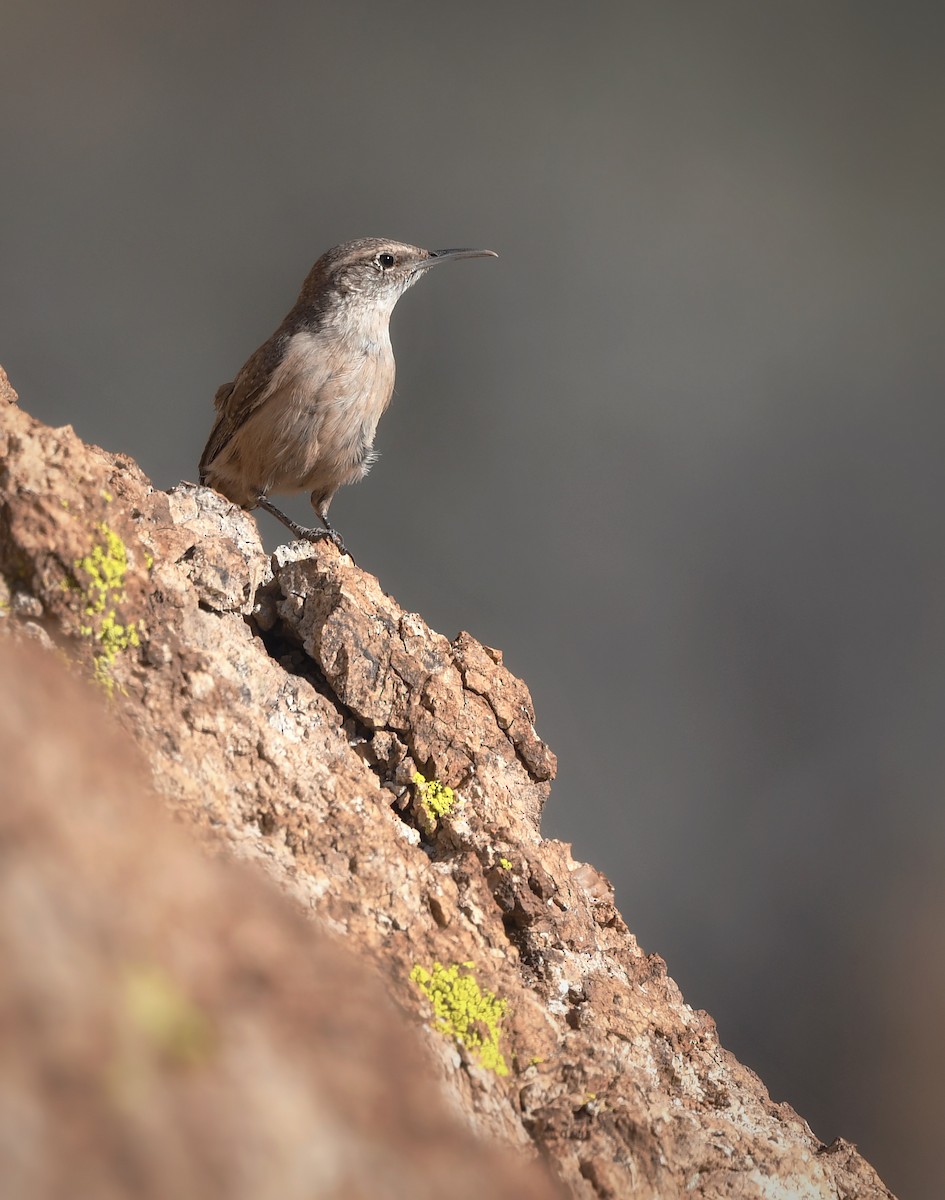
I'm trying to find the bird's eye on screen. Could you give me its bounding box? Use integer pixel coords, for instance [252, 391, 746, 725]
[376, 252, 395, 270]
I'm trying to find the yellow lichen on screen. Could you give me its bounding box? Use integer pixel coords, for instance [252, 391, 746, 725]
[410, 960, 509, 1076]
[498, 856, 513, 870]
[412, 771, 456, 826]
[121, 964, 213, 1066]
[73, 522, 140, 693]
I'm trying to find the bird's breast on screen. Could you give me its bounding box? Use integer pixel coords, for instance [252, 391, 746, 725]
[320, 341, 395, 461]
[272, 326, 393, 480]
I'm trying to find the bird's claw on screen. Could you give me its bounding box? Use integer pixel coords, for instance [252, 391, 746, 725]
[302, 526, 347, 556]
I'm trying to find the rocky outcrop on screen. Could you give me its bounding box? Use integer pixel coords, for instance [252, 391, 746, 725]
[0, 365, 894, 1199]
[0, 635, 558, 1200]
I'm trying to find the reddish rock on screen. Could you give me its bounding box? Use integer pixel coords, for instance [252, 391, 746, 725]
[0, 371, 894, 1199]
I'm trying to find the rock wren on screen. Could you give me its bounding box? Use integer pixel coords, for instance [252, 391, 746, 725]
[199, 237, 497, 554]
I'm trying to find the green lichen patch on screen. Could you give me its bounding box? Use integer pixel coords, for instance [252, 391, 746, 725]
[410, 960, 509, 1076]
[412, 771, 456, 831]
[73, 522, 140, 693]
[121, 963, 214, 1067]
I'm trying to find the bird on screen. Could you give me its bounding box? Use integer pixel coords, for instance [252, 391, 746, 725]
[199, 237, 497, 555]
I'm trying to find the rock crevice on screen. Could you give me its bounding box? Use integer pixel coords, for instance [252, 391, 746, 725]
[0, 366, 894, 1199]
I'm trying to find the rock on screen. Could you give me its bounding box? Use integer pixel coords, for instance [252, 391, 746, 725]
[0, 370, 894, 1199]
[0, 637, 558, 1200]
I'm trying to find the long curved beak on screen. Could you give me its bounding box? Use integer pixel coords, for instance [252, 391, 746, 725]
[419, 247, 498, 269]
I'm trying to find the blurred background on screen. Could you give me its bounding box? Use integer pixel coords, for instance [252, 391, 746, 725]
[3, 2, 943, 1194]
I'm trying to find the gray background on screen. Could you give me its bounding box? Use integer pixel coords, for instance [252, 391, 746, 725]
[4, 3, 944, 1195]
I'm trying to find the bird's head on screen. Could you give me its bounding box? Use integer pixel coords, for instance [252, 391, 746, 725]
[299, 238, 497, 319]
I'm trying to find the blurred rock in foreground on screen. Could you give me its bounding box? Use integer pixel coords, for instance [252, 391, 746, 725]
[0, 365, 893, 1198]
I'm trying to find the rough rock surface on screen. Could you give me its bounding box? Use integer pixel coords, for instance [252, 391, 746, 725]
[0, 637, 559, 1200]
[0, 365, 894, 1199]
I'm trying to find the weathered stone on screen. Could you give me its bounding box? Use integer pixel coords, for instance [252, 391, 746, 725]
[0, 372, 895, 1200]
[0, 638, 559, 1200]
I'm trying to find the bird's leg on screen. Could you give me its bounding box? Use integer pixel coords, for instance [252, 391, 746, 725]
[315, 512, 347, 553]
[255, 496, 347, 555]
[309, 491, 348, 555]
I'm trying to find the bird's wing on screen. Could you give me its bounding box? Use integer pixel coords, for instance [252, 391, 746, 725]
[198, 337, 283, 479]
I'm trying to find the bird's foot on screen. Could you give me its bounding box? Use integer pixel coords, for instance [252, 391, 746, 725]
[255, 497, 349, 556]
[300, 526, 348, 556]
